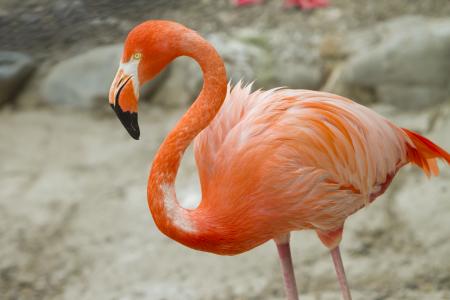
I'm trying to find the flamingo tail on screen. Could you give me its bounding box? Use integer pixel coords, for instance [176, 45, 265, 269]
[403, 128, 450, 177]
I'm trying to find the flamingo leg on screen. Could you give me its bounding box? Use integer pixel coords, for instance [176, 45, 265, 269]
[283, 0, 329, 9]
[330, 246, 352, 300]
[231, 0, 263, 6]
[275, 237, 299, 300]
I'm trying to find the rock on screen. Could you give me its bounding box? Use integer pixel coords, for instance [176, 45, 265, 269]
[324, 16, 450, 108]
[429, 102, 450, 149]
[41, 44, 168, 109]
[272, 63, 322, 90]
[209, 31, 273, 86]
[41, 44, 122, 108]
[322, 65, 376, 104]
[256, 29, 322, 90]
[320, 34, 347, 60]
[139, 66, 171, 102]
[0, 52, 35, 106]
[376, 84, 449, 109]
[151, 57, 202, 108]
[211, 30, 322, 89]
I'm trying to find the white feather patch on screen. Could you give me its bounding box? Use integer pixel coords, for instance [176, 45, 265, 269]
[161, 183, 197, 233]
[119, 59, 140, 98]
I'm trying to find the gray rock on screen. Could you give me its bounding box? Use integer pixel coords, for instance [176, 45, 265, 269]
[429, 102, 450, 149]
[322, 64, 377, 104]
[377, 84, 449, 109]
[41, 44, 123, 108]
[209, 31, 273, 86]
[268, 29, 322, 90]
[151, 57, 202, 108]
[210, 30, 322, 89]
[273, 62, 322, 90]
[343, 20, 450, 87]
[41, 44, 167, 109]
[0, 52, 35, 106]
[324, 16, 450, 108]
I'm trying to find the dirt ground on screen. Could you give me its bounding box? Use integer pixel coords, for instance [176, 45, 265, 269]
[0, 101, 449, 300]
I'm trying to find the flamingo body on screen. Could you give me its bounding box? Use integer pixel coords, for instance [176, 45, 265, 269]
[193, 84, 446, 254]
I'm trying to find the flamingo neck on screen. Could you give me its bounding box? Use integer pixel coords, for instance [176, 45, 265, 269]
[147, 30, 227, 249]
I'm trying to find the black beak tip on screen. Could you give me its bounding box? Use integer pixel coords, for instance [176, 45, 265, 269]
[127, 125, 140, 140]
[111, 104, 140, 140]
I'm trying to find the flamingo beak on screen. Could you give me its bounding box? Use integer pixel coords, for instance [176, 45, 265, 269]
[109, 69, 140, 140]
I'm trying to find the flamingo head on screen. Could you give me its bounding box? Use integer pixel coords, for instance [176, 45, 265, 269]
[109, 21, 180, 140]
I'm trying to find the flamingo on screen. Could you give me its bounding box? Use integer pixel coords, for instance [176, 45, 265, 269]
[109, 20, 450, 300]
[232, 0, 329, 9]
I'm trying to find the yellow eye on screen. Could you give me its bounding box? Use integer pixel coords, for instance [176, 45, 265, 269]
[133, 53, 142, 60]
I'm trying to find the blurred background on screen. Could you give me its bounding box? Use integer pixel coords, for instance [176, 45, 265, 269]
[1, 0, 450, 299]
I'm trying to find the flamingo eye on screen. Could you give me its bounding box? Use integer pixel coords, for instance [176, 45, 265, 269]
[133, 53, 142, 60]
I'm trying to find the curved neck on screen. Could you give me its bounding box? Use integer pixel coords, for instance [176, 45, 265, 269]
[147, 30, 227, 249]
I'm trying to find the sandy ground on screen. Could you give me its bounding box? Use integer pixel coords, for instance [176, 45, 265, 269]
[0, 100, 449, 300]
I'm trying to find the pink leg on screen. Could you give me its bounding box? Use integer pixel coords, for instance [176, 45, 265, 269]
[284, 0, 329, 9]
[283, 0, 300, 8]
[231, 0, 263, 6]
[330, 246, 352, 300]
[275, 236, 299, 300]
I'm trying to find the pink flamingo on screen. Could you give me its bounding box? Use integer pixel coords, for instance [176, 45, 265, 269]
[109, 20, 450, 300]
[232, 0, 329, 9]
